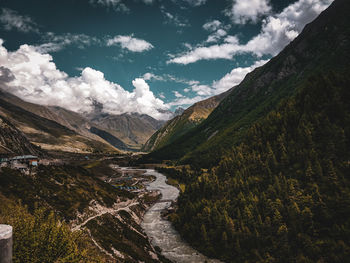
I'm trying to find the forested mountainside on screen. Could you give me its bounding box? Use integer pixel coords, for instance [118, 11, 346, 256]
[142, 90, 230, 152]
[141, 0, 350, 262]
[171, 70, 350, 262]
[144, 0, 350, 168]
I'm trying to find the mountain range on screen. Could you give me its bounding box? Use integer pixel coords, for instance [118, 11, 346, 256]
[0, 89, 167, 154]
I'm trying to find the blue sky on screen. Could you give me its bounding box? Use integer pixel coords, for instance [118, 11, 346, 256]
[0, 0, 333, 119]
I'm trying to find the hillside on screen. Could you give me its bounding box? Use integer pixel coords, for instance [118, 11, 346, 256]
[172, 69, 350, 263]
[0, 115, 42, 156]
[0, 90, 164, 151]
[88, 112, 165, 150]
[0, 94, 118, 154]
[145, 0, 350, 167]
[0, 160, 164, 262]
[142, 90, 230, 152]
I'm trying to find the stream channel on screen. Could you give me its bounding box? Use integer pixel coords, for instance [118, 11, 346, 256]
[141, 169, 222, 263]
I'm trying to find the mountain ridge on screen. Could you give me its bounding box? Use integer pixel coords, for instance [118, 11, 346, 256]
[142, 89, 231, 152]
[145, 0, 350, 167]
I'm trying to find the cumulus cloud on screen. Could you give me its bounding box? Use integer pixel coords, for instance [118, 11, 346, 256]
[206, 29, 228, 43]
[173, 91, 184, 98]
[183, 0, 207, 7]
[0, 8, 39, 33]
[142, 72, 165, 81]
[171, 0, 207, 7]
[107, 35, 154, 52]
[212, 60, 268, 93]
[226, 0, 271, 24]
[89, 0, 130, 12]
[168, 59, 268, 108]
[203, 20, 222, 32]
[166, 95, 204, 107]
[141, 0, 155, 4]
[168, 0, 333, 64]
[202, 20, 231, 43]
[0, 39, 170, 120]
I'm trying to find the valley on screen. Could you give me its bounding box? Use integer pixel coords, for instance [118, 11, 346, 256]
[1, 0, 350, 262]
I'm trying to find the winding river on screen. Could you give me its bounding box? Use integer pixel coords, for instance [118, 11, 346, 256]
[141, 169, 222, 263]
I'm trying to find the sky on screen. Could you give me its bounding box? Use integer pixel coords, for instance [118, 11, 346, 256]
[0, 0, 333, 119]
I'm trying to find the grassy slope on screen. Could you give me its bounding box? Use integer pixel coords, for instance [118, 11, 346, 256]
[142, 90, 230, 152]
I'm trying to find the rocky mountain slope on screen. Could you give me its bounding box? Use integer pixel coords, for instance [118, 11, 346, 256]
[142, 90, 230, 152]
[88, 112, 165, 150]
[0, 89, 165, 152]
[145, 0, 350, 167]
[0, 93, 118, 154]
[0, 115, 42, 156]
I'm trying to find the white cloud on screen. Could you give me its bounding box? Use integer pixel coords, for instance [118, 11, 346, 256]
[206, 29, 228, 43]
[0, 39, 170, 120]
[35, 32, 99, 53]
[166, 95, 204, 107]
[168, 59, 268, 108]
[171, 0, 207, 7]
[161, 6, 189, 27]
[168, 0, 333, 64]
[0, 8, 39, 33]
[190, 84, 212, 96]
[89, 0, 130, 12]
[107, 35, 154, 52]
[226, 0, 271, 24]
[202, 20, 231, 43]
[142, 72, 164, 81]
[173, 91, 184, 98]
[141, 0, 155, 4]
[184, 0, 207, 6]
[203, 20, 222, 32]
[212, 59, 268, 93]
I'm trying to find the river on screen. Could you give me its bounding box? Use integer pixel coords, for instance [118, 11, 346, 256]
[141, 169, 222, 263]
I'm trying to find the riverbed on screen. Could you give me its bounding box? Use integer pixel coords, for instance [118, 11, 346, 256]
[141, 169, 222, 263]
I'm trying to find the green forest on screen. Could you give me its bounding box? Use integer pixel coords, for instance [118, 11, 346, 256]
[170, 71, 350, 262]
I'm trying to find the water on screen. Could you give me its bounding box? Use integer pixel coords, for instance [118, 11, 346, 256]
[141, 169, 222, 263]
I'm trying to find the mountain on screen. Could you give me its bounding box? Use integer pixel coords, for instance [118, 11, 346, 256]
[0, 90, 118, 144]
[87, 112, 165, 150]
[147, 0, 350, 262]
[0, 89, 165, 152]
[90, 126, 129, 150]
[0, 115, 42, 157]
[0, 91, 118, 154]
[142, 90, 230, 152]
[145, 0, 350, 167]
